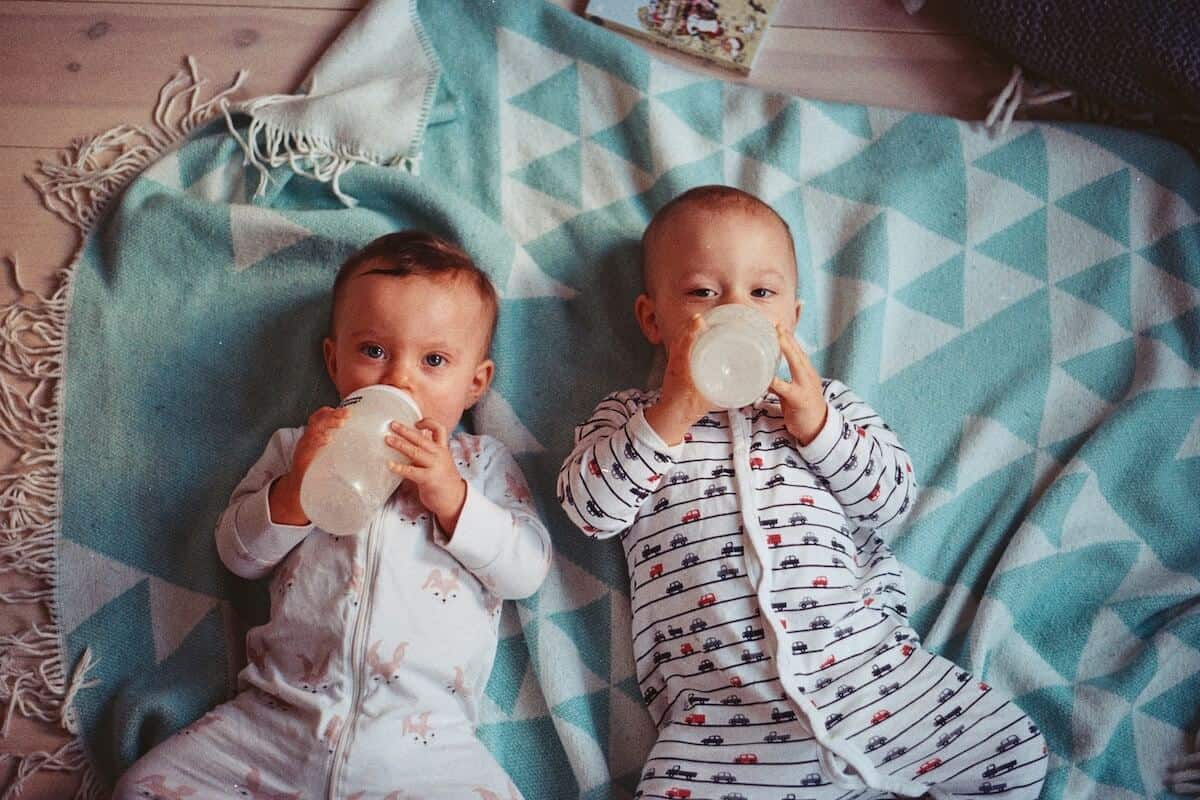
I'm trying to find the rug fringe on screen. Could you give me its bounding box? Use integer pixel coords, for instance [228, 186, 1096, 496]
[4, 57, 246, 800]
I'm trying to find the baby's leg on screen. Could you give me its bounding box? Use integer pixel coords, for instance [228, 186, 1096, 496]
[112, 688, 331, 800]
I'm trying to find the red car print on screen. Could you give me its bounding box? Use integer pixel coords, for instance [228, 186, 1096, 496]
[683, 433, 693, 442]
[820, 654, 836, 669]
[767, 533, 782, 547]
[729, 676, 743, 687]
[583, 524, 599, 534]
[812, 576, 828, 587]
[871, 709, 891, 724]
[685, 713, 706, 725]
[902, 644, 914, 656]
[666, 790, 691, 799]
[750, 457, 764, 468]
[864, 597, 875, 606]
[698, 593, 717, 607]
[735, 754, 758, 764]
[800, 495, 815, 506]
[588, 459, 601, 477]
[648, 473, 661, 482]
[979, 681, 991, 692]
[857, 426, 867, 438]
[682, 509, 701, 523]
[868, 484, 881, 501]
[649, 563, 664, 578]
[681, 643, 695, 656]
[917, 758, 941, 775]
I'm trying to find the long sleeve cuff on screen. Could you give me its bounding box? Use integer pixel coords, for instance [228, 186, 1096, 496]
[437, 482, 509, 570]
[626, 407, 688, 463]
[227, 479, 313, 572]
[795, 400, 848, 472]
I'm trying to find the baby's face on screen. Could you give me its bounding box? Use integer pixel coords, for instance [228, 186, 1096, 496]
[639, 207, 800, 350]
[323, 270, 494, 432]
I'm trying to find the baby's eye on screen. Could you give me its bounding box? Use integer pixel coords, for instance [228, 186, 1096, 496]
[360, 343, 386, 359]
[751, 288, 776, 298]
[424, 353, 446, 367]
[688, 288, 716, 298]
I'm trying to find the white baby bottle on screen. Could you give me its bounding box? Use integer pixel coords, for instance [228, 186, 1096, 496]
[299, 384, 422, 536]
[689, 304, 781, 409]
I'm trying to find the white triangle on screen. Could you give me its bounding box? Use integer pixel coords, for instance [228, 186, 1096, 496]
[722, 147, 799, 205]
[1063, 764, 1142, 800]
[539, 616, 609, 695]
[501, 176, 579, 245]
[969, 595, 1069, 694]
[187, 154, 246, 204]
[1076, 607, 1144, 683]
[1175, 412, 1200, 461]
[1059, 470, 1142, 554]
[497, 597, 522, 639]
[893, 568, 952, 639]
[956, 415, 1034, 491]
[1136, 629, 1200, 705]
[811, 273, 885, 351]
[56, 540, 149, 635]
[866, 106, 905, 140]
[721, 88, 788, 148]
[1037, 365, 1113, 448]
[1044, 126, 1129, 202]
[1128, 333, 1200, 400]
[1128, 166, 1200, 250]
[991, 520, 1061, 573]
[963, 248, 1044, 330]
[1047, 204, 1128, 284]
[958, 119, 1035, 165]
[1136, 710, 1197, 796]
[1071, 682, 1133, 762]
[496, 28, 574, 99]
[578, 61, 644, 139]
[646, 95, 723, 177]
[229, 205, 312, 273]
[801, 184, 879, 271]
[148, 576, 220, 663]
[796, 99, 872, 182]
[1130, 253, 1200, 334]
[550, 704, 607, 785]
[141, 149, 183, 191]
[648, 58, 710, 97]
[511, 650, 553, 722]
[503, 243, 577, 301]
[1107, 541, 1200, 604]
[501, 102, 579, 174]
[966, 165, 1045, 247]
[580, 139, 655, 213]
[885, 209, 963, 292]
[905, 484, 954, 523]
[474, 389, 546, 455]
[1050, 286, 1132, 365]
[879, 298, 959, 381]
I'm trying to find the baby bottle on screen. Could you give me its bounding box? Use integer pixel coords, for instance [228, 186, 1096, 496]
[689, 304, 781, 409]
[299, 384, 422, 536]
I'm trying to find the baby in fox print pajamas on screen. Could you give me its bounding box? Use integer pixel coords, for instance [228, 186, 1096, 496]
[115, 233, 551, 799]
[559, 186, 1049, 799]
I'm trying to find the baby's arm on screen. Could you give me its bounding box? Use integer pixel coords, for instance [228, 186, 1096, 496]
[214, 428, 314, 580]
[794, 379, 917, 537]
[435, 438, 551, 599]
[557, 390, 684, 539]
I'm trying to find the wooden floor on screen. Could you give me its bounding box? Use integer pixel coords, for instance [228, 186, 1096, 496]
[0, 1, 1007, 795]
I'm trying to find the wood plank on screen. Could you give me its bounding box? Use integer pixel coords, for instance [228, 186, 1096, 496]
[0, 1, 357, 147]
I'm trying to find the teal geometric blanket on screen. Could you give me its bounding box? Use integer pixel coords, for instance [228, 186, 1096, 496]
[21, 1, 1200, 798]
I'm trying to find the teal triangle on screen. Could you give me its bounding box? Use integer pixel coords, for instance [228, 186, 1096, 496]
[1044, 431, 1092, 467]
[1057, 253, 1131, 329]
[552, 689, 611, 758]
[1060, 338, 1136, 403]
[809, 99, 872, 140]
[1140, 669, 1200, 728]
[1066, 123, 1200, 214]
[730, 100, 804, 180]
[986, 542, 1140, 681]
[657, 80, 723, 144]
[1139, 222, 1200, 290]
[1056, 168, 1131, 246]
[1083, 642, 1158, 704]
[484, 632, 531, 715]
[1145, 307, 1200, 369]
[509, 63, 579, 135]
[820, 212, 889, 287]
[810, 113, 967, 243]
[976, 207, 1047, 280]
[973, 129, 1049, 200]
[616, 673, 645, 705]
[592, 97, 655, 175]
[1014, 683, 1075, 758]
[583, 782, 616, 800]
[1078, 713, 1145, 795]
[895, 253, 964, 326]
[510, 142, 581, 208]
[549, 594, 612, 681]
[1109, 594, 1195, 642]
[1042, 765, 1071, 800]
[1028, 471, 1088, 548]
[477, 716, 579, 800]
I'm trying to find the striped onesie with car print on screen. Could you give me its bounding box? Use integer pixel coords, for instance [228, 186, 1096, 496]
[114, 427, 551, 800]
[558, 380, 1048, 800]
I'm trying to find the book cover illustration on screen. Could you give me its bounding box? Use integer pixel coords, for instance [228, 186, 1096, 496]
[586, 0, 779, 74]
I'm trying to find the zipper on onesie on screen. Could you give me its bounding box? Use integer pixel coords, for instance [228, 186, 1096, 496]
[326, 510, 384, 798]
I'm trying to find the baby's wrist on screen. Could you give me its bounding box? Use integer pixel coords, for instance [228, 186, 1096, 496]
[430, 478, 468, 537]
[645, 397, 698, 446]
[268, 474, 310, 526]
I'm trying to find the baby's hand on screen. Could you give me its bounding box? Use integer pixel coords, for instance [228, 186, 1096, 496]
[770, 325, 828, 446]
[386, 419, 468, 535]
[270, 405, 350, 525]
[645, 313, 712, 445]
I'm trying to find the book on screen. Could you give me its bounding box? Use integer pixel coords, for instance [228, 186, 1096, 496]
[585, 0, 779, 75]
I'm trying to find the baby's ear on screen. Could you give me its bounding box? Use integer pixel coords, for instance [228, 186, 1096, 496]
[467, 358, 495, 406]
[634, 293, 662, 345]
[322, 337, 338, 383]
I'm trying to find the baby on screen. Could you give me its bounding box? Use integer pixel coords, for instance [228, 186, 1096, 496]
[116, 231, 551, 799]
[558, 186, 1048, 799]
